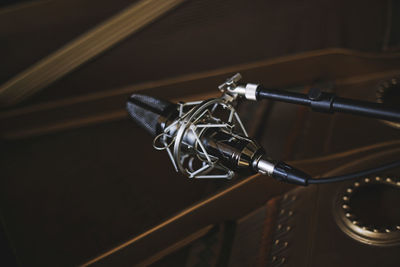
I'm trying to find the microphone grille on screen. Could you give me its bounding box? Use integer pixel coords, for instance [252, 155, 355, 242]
[126, 94, 176, 136]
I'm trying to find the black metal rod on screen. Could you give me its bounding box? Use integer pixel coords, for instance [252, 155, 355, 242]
[333, 97, 400, 122]
[256, 86, 400, 123]
[257, 88, 311, 106]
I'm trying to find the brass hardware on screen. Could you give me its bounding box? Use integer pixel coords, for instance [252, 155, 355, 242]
[376, 77, 400, 129]
[334, 177, 400, 246]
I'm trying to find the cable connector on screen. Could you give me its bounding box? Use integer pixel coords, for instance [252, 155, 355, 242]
[255, 157, 310, 186]
[271, 161, 310, 186]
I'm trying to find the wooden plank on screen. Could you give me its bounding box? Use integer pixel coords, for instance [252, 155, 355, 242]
[1, 49, 400, 140]
[0, 0, 185, 107]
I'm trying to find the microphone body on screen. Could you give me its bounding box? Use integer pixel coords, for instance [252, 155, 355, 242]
[126, 94, 309, 185]
[161, 119, 265, 173]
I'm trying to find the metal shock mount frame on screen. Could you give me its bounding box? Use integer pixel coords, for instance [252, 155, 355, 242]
[152, 95, 248, 179]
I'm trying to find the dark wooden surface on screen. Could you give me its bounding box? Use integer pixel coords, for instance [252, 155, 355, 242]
[1, 48, 400, 140]
[0, 2, 399, 264]
[0, 0, 390, 107]
[0, 50, 399, 266]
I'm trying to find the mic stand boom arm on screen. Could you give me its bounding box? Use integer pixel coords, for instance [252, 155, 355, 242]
[221, 73, 400, 123]
[213, 73, 400, 185]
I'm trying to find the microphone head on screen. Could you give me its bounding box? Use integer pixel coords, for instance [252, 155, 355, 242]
[126, 94, 178, 136]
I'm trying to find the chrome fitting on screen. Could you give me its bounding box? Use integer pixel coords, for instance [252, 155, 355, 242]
[219, 73, 258, 101]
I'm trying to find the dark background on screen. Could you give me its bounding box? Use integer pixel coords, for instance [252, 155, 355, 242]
[1, 0, 398, 104]
[1, 1, 400, 266]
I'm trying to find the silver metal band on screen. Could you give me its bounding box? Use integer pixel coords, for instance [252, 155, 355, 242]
[256, 159, 275, 176]
[245, 83, 258, 100]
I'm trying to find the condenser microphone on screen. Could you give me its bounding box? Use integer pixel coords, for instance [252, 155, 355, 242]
[126, 94, 310, 185]
[125, 75, 400, 186]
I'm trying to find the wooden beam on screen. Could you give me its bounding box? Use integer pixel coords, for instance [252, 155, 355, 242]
[0, 0, 185, 107]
